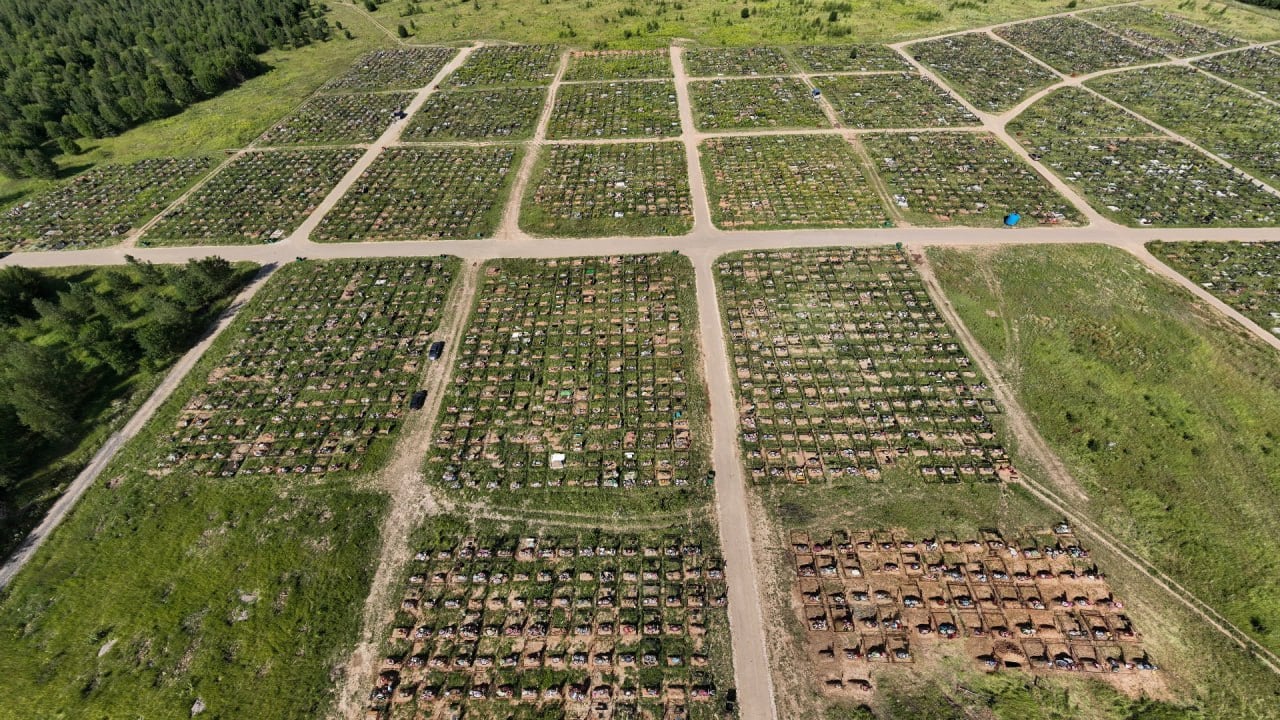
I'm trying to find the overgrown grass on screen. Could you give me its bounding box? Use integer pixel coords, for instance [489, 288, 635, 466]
[364, 0, 1128, 48]
[0, 474, 386, 719]
[928, 245, 1280, 657]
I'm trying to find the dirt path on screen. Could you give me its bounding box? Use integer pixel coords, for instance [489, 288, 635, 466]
[497, 49, 570, 240]
[332, 260, 481, 718]
[691, 251, 777, 720]
[0, 262, 279, 590]
[671, 46, 717, 234]
[912, 249, 1280, 676]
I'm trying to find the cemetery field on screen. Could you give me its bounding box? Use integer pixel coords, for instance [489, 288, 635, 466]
[0, 257, 471, 719]
[714, 247, 1011, 486]
[0, 157, 219, 252]
[255, 92, 414, 146]
[563, 49, 673, 81]
[322, 47, 459, 92]
[929, 244, 1280, 662]
[424, 254, 711, 519]
[364, 515, 736, 720]
[790, 45, 911, 73]
[313, 146, 521, 242]
[520, 142, 693, 238]
[546, 81, 682, 140]
[1192, 46, 1280, 99]
[701, 135, 890, 230]
[142, 148, 363, 245]
[689, 77, 831, 131]
[1086, 66, 1280, 189]
[159, 257, 460, 479]
[402, 88, 547, 141]
[682, 47, 792, 77]
[1009, 88, 1280, 227]
[816, 74, 979, 129]
[906, 32, 1059, 113]
[1148, 240, 1280, 336]
[1080, 4, 1244, 57]
[445, 45, 562, 89]
[993, 17, 1166, 76]
[861, 132, 1082, 227]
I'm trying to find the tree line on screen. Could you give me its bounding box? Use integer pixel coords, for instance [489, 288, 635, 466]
[0, 258, 251, 491]
[0, 0, 330, 179]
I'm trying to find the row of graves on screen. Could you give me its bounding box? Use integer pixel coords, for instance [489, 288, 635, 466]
[715, 248, 1012, 484]
[0, 156, 217, 251]
[1007, 87, 1279, 227]
[407, 45, 562, 142]
[790, 526, 1156, 695]
[426, 255, 708, 506]
[159, 257, 458, 478]
[261, 47, 462, 147]
[1148, 240, 1280, 336]
[994, 6, 1244, 77]
[1086, 65, 1280, 191]
[369, 525, 733, 720]
[142, 147, 363, 245]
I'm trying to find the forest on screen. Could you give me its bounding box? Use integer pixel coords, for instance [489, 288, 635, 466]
[0, 0, 330, 179]
[0, 258, 254, 557]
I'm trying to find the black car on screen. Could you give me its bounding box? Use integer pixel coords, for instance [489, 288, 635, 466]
[428, 341, 445, 360]
[409, 390, 428, 410]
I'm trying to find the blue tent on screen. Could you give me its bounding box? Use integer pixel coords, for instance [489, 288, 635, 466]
[1003, 212, 1021, 227]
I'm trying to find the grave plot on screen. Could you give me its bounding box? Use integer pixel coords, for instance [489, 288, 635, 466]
[791, 45, 912, 73]
[0, 157, 217, 251]
[788, 526, 1155, 693]
[861, 132, 1082, 226]
[402, 87, 546, 141]
[700, 135, 889, 230]
[1087, 66, 1280, 188]
[160, 257, 459, 478]
[143, 148, 361, 244]
[907, 33, 1059, 113]
[1029, 138, 1279, 227]
[1005, 87, 1161, 144]
[425, 255, 710, 515]
[1194, 47, 1280, 99]
[255, 92, 414, 146]
[369, 521, 734, 720]
[715, 247, 1011, 484]
[689, 77, 831, 131]
[546, 81, 681, 139]
[313, 146, 519, 242]
[1081, 5, 1243, 57]
[564, 49, 673, 81]
[1147, 240, 1280, 336]
[520, 142, 693, 237]
[994, 17, 1165, 75]
[682, 47, 791, 76]
[445, 45, 561, 88]
[816, 73, 979, 129]
[322, 47, 457, 92]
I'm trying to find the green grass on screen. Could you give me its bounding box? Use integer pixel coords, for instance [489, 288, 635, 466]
[0, 475, 386, 720]
[928, 244, 1280, 658]
[365, 0, 1130, 48]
